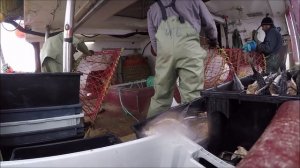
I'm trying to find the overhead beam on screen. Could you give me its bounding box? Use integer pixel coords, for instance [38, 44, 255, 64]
[96, 16, 147, 29]
[74, 0, 107, 31]
[74, 0, 97, 22]
[80, 0, 138, 28]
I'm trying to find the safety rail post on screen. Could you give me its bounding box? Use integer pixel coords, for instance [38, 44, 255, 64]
[63, 0, 75, 72]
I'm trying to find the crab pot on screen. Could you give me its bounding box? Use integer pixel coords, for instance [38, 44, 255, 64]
[201, 75, 300, 156]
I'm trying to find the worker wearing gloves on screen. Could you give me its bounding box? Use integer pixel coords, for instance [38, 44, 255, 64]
[147, 0, 217, 118]
[255, 14, 283, 73]
[242, 40, 257, 53]
[40, 32, 93, 72]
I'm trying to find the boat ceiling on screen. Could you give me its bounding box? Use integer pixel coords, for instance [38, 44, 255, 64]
[23, 0, 286, 42]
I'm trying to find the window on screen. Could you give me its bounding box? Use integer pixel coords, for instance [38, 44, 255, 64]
[0, 21, 35, 72]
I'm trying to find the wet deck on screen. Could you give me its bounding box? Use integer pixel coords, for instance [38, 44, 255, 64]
[84, 101, 149, 142]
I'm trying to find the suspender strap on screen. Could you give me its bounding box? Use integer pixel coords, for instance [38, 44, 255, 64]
[157, 0, 168, 21]
[156, 0, 185, 24]
[170, 0, 185, 23]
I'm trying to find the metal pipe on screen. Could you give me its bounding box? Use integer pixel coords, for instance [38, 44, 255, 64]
[31, 42, 41, 73]
[0, 26, 5, 68]
[74, 0, 95, 22]
[63, 0, 76, 72]
[73, 0, 106, 32]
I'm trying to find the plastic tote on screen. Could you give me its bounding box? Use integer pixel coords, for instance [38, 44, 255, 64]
[0, 113, 83, 135]
[0, 73, 81, 110]
[200, 76, 300, 155]
[0, 104, 82, 123]
[0, 124, 84, 147]
[10, 133, 121, 160]
[0, 134, 233, 168]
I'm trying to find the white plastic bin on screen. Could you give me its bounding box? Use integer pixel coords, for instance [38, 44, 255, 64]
[0, 113, 83, 135]
[0, 134, 234, 168]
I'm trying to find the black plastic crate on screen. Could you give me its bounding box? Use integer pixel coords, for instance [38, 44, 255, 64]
[200, 76, 300, 155]
[132, 98, 207, 139]
[10, 133, 121, 160]
[0, 124, 84, 147]
[0, 104, 82, 122]
[0, 73, 81, 110]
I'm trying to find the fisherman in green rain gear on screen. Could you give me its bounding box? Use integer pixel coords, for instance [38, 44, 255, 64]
[40, 32, 93, 72]
[147, 0, 218, 118]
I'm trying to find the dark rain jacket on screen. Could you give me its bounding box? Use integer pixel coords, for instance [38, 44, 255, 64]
[257, 27, 282, 56]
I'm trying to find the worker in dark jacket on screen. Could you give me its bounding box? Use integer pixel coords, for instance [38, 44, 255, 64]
[256, 14, 283, 73]
[147, 0, 217, 118]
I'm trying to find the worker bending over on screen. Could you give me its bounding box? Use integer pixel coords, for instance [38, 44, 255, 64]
[147, 0, 217, 118]
[40, 32, 93, 72]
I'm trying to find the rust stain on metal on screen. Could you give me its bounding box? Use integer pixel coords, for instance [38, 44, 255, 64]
[237, 101, 300, 168]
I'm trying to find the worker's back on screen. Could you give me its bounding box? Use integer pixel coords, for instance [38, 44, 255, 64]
[148, 0, 217, 37]
[40, 33, 64, 65]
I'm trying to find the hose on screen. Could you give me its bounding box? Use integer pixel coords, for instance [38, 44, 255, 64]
[118, 88, 139, 122]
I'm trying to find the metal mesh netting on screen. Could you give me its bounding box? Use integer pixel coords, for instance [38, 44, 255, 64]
[74, 49, 122, 121]
[204, 49, 231, 88]
[225, 49, 266, 77]
[175, 48, 266, 103]
[204, 48, 266, 88]
[75, 47, 265, 120]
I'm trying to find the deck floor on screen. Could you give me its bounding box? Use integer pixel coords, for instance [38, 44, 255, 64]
[84, 101, 208, 144]
[84, 101, 149, 142]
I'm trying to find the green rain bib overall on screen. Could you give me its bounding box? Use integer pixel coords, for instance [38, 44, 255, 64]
[147, 0, 207, 118]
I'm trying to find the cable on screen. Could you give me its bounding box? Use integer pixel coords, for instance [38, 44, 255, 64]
[81, 32, 148, 39]
[142, 41, 151, 56]
[1, 19, 21, 32]
[110, 32, 148, 38]
[81, 34, 100, 38]
[118, 88, 139, 122]
[4, 19, 61, 37]
[1, 23, 16, 31]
